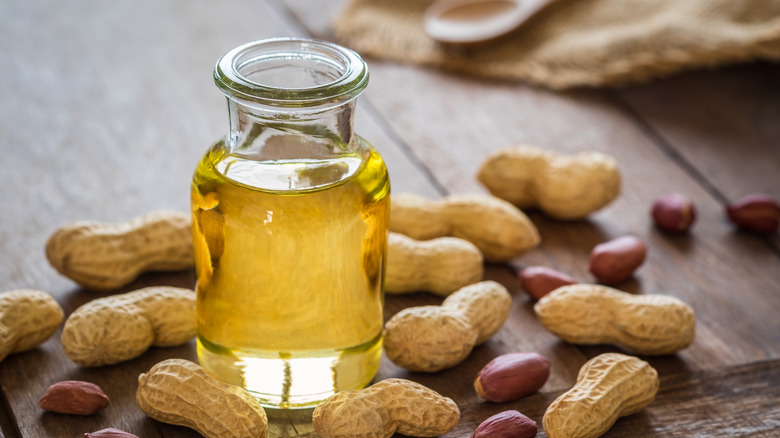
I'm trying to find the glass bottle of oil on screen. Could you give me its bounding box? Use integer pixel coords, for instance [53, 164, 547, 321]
[191, 38, 389, 409]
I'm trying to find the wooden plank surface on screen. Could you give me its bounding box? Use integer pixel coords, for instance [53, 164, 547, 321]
[614, 63, 780, 249]
[448, 357, 780, 438]
[1, 0, 779, 437]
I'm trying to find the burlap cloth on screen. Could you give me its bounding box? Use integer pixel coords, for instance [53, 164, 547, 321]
[332, 0, 780, 88]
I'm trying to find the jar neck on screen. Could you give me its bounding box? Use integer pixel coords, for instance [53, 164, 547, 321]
[214, 38, 368, 158]
[226, 97, 357, 156]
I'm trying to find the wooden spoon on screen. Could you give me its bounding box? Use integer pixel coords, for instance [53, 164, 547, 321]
[423, 0, 557, 47]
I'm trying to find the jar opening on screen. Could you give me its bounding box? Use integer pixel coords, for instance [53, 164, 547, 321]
[236, 50, 347, 89]
[215, 38, 369, 108]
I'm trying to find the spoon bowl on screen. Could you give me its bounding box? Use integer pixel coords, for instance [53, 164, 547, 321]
[424, 0, 557, 47]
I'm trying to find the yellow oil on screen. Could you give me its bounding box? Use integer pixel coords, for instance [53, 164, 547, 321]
[191, 136, 389, 408]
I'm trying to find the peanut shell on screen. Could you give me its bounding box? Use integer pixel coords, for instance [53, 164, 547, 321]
[383, 281, 511, 372]
[313, 378, 459, 438]
[390, 193, 540, 262]
[477, 145, 621, 220]
[386, 232, 483, 296]
[543, 353, 659, 438]
[0, 289, 63, 362]
[62, 286, 195, 366]
[534, 284, 695, 355]
[137, 359, 268, 438]
[46, 210, 193, 291]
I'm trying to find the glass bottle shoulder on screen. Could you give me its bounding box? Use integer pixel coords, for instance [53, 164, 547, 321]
[192, 135, 388, 197]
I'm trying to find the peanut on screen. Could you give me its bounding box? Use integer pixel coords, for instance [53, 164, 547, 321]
[543, 353, 659, 438]
[62, 286, 195, 366]
[137, 359, 268, 438]
[39, 380, 109, 415]
[312, 378, 459, 438]
[477, 145, 621, 220]
[471, 410, 537, 438]
[46, 210, 193, 291]
[383, 281, 511, 372]
[518, 266, 576, 300]
[84, 429, 139, 438]
[651, 193, 696, 233]
[534, 284, 695, 355]
[390, 193, 540, 262]
[0, 289, 63, 362]
[587, 235, 646, 284]
[386, 232, 483, 296]
[725, 193, 780, 234]
[474, 352, 550, 403]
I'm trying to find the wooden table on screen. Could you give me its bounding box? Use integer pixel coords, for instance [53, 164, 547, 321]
[1, 1, 779, 437]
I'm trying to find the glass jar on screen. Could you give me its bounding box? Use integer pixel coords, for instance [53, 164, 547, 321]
[191, 38, 389, 409]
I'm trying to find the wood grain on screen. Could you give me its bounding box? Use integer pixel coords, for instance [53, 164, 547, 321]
[616, 63, 780, 202]
[450, 357, 780, 437]
[1, 0, 779, 436]
[614, 62, 780, 249]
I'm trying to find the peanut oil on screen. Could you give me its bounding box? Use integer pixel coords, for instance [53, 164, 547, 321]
[192, 135, 389, 408]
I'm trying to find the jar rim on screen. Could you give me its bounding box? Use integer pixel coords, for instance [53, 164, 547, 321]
[214, 37, 369, 108]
